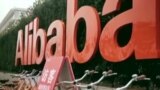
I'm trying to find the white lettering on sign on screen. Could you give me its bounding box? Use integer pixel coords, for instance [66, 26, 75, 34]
[38, 84, 50, 90]
[41, 69, 49, 82]
[47, 69, 56, 84]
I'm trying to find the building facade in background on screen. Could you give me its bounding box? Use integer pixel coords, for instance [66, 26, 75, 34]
[0, 8, 26, 33]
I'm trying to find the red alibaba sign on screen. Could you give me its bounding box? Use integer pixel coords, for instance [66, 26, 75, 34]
[15, 0, 160, 65]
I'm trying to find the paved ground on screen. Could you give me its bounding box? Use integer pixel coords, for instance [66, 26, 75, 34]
[0, 72, 12, 80]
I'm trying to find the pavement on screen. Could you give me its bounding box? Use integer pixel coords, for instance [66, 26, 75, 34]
[0, 72, 12, 80]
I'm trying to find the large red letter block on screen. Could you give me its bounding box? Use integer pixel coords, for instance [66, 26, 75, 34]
[15, 30, 24, 65]
[66, 0, 101, 63]
[24, 25, 29, 65]
[32, 18, 47, 64]
[45, 20, 65, 60]
[99, 0, 160, 62]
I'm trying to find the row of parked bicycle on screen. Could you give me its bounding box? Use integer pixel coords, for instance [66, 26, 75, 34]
[55, 70, 151, 90]
[0, 69, 41, 90]
[0, 69, 156, 90]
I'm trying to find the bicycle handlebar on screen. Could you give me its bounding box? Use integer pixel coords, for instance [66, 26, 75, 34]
[76, 70, 98, 82]
[58, 70, 99, 85]
[20, 71, 41, 80]
[75, 70, 117, 89]
[136, 75, 150, 81]
[87, 70, 98, 74]
[11, 70, 29, 78]
[89, 70, 117, 86]
[116, 74, 150, 90]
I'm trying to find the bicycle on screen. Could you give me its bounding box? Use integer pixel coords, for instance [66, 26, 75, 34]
[0, 69, 41, 90]
[0, 70, 30, 90]
[56, 70, 98, 90]
[0, 70, 27, 90]
[10, 70, 29, 78]
[16, 70, 42, 90]
[56, 70, 117, 90]
[116, 74, 150, 90]
[75, 70, 117, 90]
